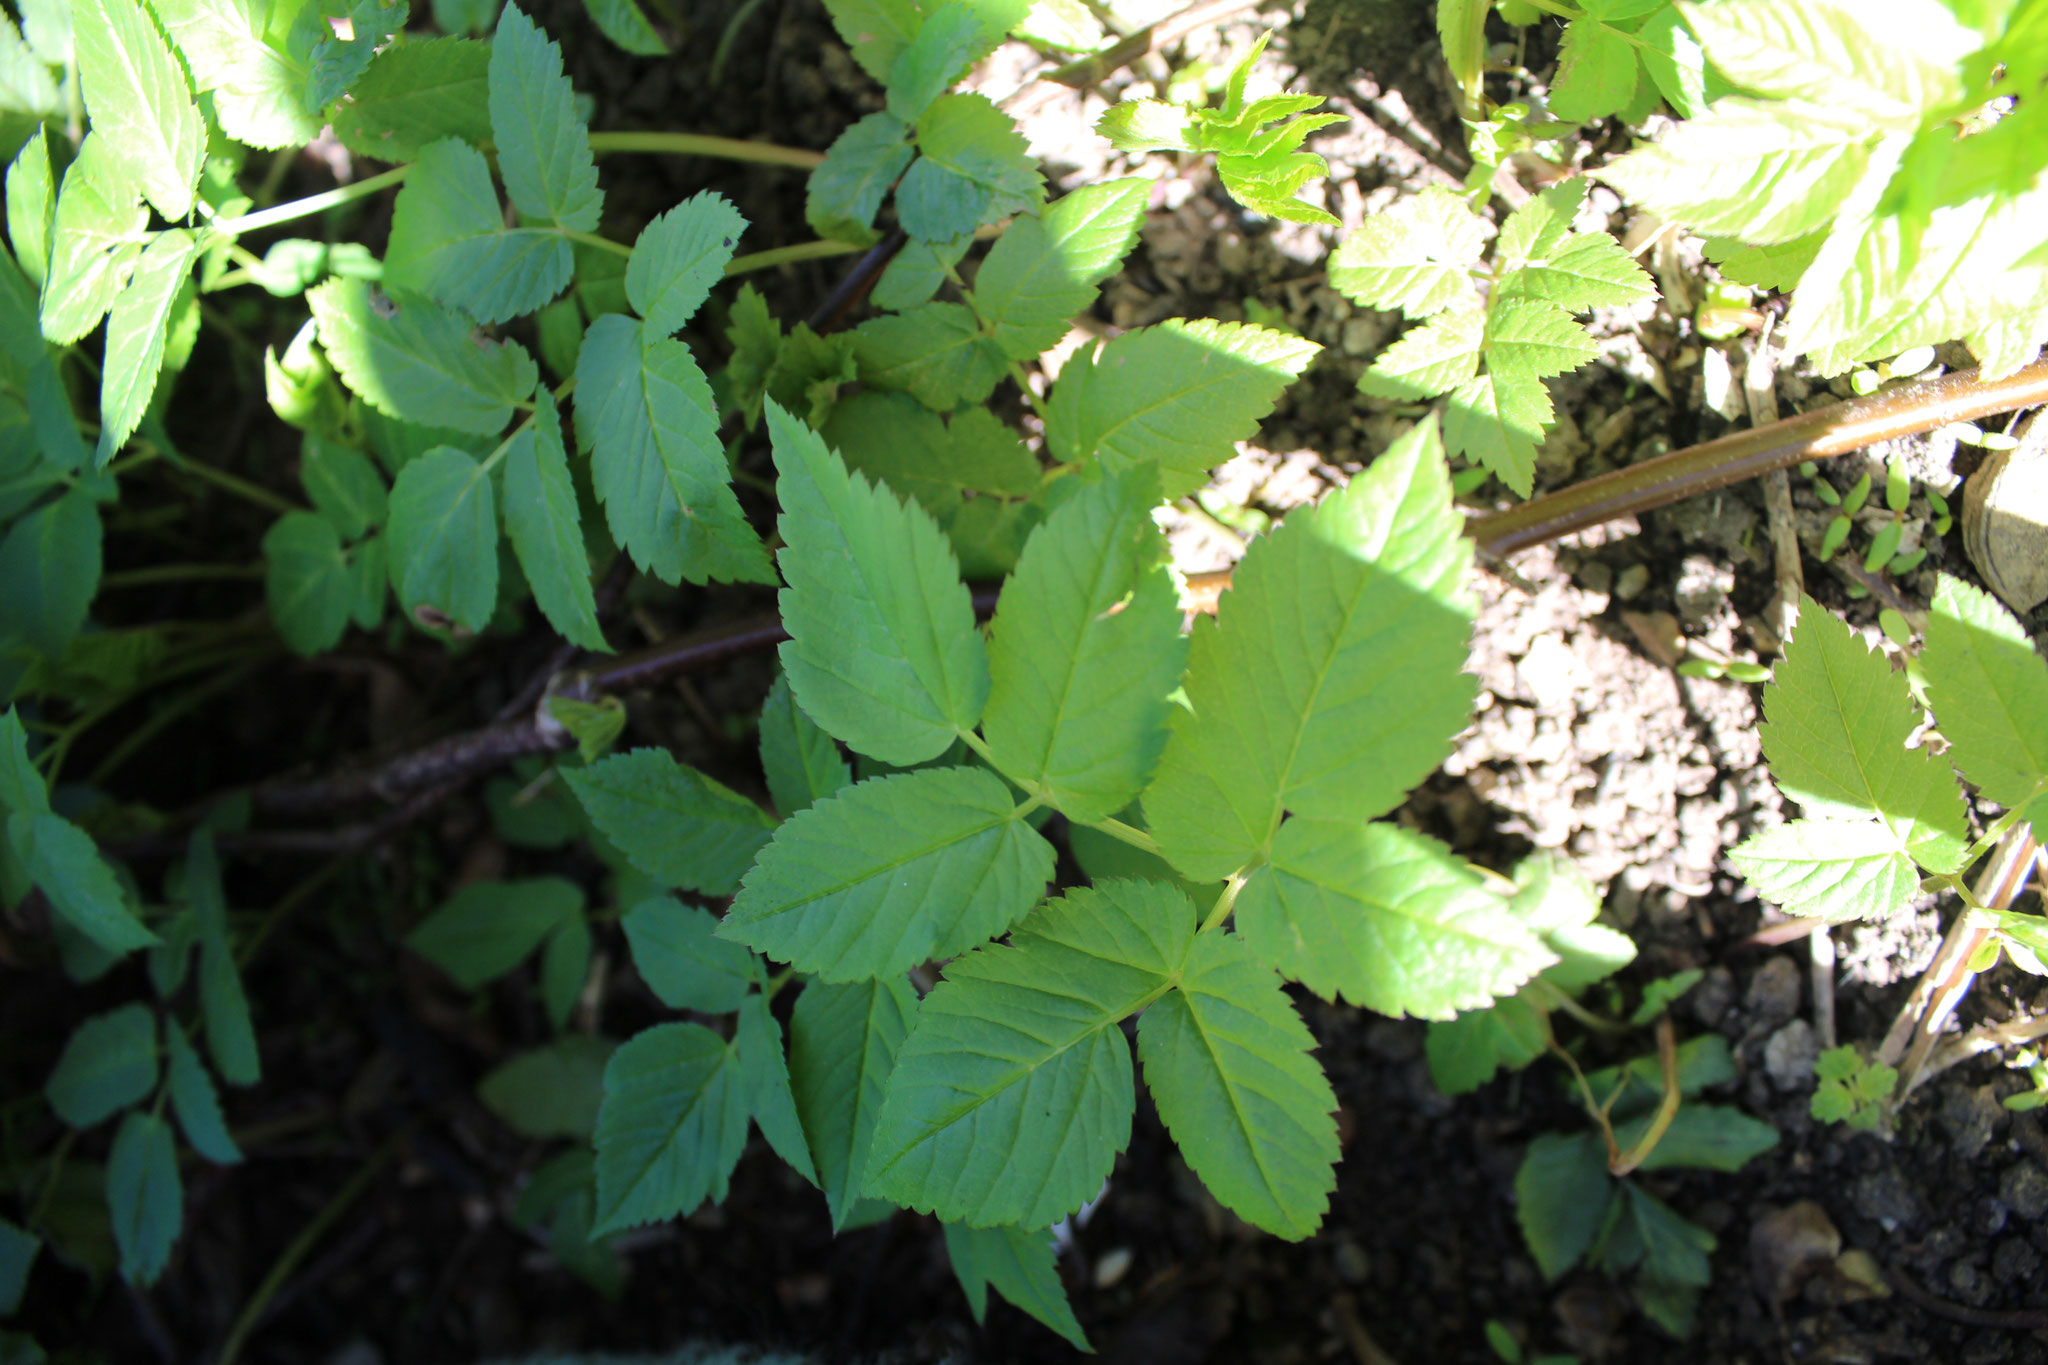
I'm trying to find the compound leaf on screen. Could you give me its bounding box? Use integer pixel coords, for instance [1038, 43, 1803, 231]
[406, 876, 581, 989]
[592, 1022, 749, 1233]
[1921, 575, 2048, 827]
[789, 975, 917, 1230]
[501, 391, 606, 650]
[384, 138, 572, 325]
[74, 0, 203, 220]
[971, 177, 1149, 361]
[489, 3, 603, 230]
[1136, 928, 1338, 1240]
[1729, 817, 1922, 921]
[721, 766, 1055, 981]
[563, 748, 776, 897]
[107, 1111, 180, 1285]
[943, 1222, 1090, 1351]
[628, 191, 746, 338]
[309, 278, 537, 435]
[45, 1002, 157, 1128]
[385, 446, 498, 631]
[262, 511, 352, 656]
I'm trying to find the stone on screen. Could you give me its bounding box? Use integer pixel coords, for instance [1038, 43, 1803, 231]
[1745, 955, 1803, 1025]
[1997, 1160, 2048, 1220]
[1849, 1167, 1922, 1232]
[1614, 563, 1651, 601]
[1764, 1019, 1819, 1090]
[1940, 1085, 2005, 1162]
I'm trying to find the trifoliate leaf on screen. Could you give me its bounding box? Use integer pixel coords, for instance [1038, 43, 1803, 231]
[1329, 186, 1489, 316]
[1043, 318, 1319, 498]
[39, 135, 146, 346]
[984, 470, 1186, 822]
[790, 975, 917, 1230]
[1922, 575, 2048, 827]
[0, 488, 101, 659]
[152, 0, 322, 150]
[164, 1023, 241, 1166]
[768, 398, 989, 764]
[1137, 927, 1339, 1239]
[262, 512, 352, 656]
[45, 1003, 158, 1128]
[1729, 817, 1923, 921]
[592, 1022, 749, 1233]
[943, 1222, 1090, 1351]
[573, 314, 774, 586]
[806, 111, 913, 245]
[563, 749, 776, 897]
[864, 880, 1194, 1228]
[107, 1111, 180, 1285]
[502, 392, 606, 650]
[384, 138, 572, 325]
[971, 178, 1149, 361]
[489, 3, 603, 230]
[405, 876, 582, 988]
[1443, 367, 1552, 496]
[1357, 309, 1486, 400]
[309, 278, 538, 435]
[332, 36, 494, 162]
[98, 230, 197, 463]
[620, 898, 757, 1013]
[720, 766, 1055, 981]
[735, 993, 818, 1184]
[385, 446, 499, 631]
[628, 191, 746, 338]
[1145, 419, 1477, 880]
[1761, 594, 1968, 873]
[73, 0, 204, 220]
[850, 302, 1008, 411]
[759, 674, 851, 818]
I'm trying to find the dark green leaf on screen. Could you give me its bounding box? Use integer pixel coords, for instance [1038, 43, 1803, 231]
[106, 1111, 180, 1284]
[628, 191, 746, 338]
[789, 975, 917, 1230]
[164, 1023, 241, 1165]
[383, 137, 573, 325]
[563, 749, 776, 897]
[405, 876, 582, 989]
[620, 897, 757, 1014]
[489, 4, 603, 230]
[1515, 1130, 1612, 1280]
[502, 392, 607, 649]
[943, 1222, 1090, 1350]
[385, 446, 499, 631]
[0, 490, 100, 658]
[735, 993, 817, 1183]
[479, 1034, 615, 1139]
[45, 1003, 158, 1128]
[758, 674, 851, 817]
[805, 111, 912, 245]
[332, 36, 494, 163]
[262, 512, 352, 656]
[592, 1022, 749, 1232]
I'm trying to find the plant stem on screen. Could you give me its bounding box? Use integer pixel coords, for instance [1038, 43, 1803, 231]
[1084, 816, 1162, 857]
[209, 166, 412, 239]
[585, 130, 825, 170]
[100, 563, 265, 589]
[1201, 869, 1248, 933]
[1608, 1015, 1680, 1176]
[563, 229, 633, 259]
[726, 239, 866, 275]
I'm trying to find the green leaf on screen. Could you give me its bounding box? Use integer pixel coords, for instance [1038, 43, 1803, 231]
[971, 178, 1149, 361]
[164, 1023, 241, 1165]
[805, 111, 913, 245]
[406, 876, 581, 988]
[1762, 594, 1968, 872]
[872, 232, 970, 310]
[332, 36, 494, 163]
[1616, 1103, 1778, 1173]
[984, 471, 1186, 822]
[1548, 17, 1640, 123]
[789, 975, 917, 1230]
[0, 710, 47, 815]
[45, 1003, 158, 1128]
[759, 673, 851, 817]
[1144, 419, 1476, 881]
[0, 1220, 36, 1316]
[1096, 98, 1195, 152]
[501, 391, 606, 650]
[301, 436, 388, 539]
[547, 695, 625, 762]
[573, 314, 774, 586]
[106, 1111, 180, 1285]
[479, 1034, 615, 1140]
[298, 0, 408, 111]
[39, 135, 145, 345]
[542, 916, 588, 1029]
[262, 511, 353, 656]
[898, 92, 1042, 241]
[0, 128, 48, 286]
[819, 0, 924, 81]
[1486, 300, 1603, 379]
[628, 191, 746, 338]
[1703, 233, 1824, 291]
[349, 539, 387, 630]
[592, 1021, 749, 1233]
[1495, 184, 1658, 311]
[0, 490, 101, 658]
[309, 277, 538, 435]
[489, 4, 602, 230]
[1329, 186, 1488, 316]
[1729, 817, 1923, 921]
[1677, 0, 1968, 125]
[943, 1222, 1091, 1351]
[1044, 319, 1319, 498]
[73, 0, 204, 220]
[1921, 575, 2048, 825]
[768, 398, 989, 764]
[1510, 851, 1635, 990]
[886, 4, 986, 123]
[736, 993, 818, 1183]
[189, 832, 259, 1086]
[1137, 927, 1338, 1240]
[1443, 366, 1553, 497]
[850, 302, 1008, 411]
[562, 749, 776, 897]
[721, 765, 1055, 981]
[1424, 995, 1548, 1094]
[1515, 1130, 1612, 1279]
[582, 0, 668, 54]
[620, 897, 757, 1014]
[1358, 309, 1486, 401]
[1582, 1034, 1733, 1111]
[18, 812, 155, 953]
[1238, 821, 1552, 1017]
[864, 880, 1195, 1228]
[383, 138, 572, 325]
[151, 0, 322, 151]
[385, 446, 499, 631]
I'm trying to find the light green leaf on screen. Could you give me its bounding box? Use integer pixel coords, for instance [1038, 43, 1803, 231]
[898, 92, 1042, 242]
[309, 277, 537, 435]
[1486, 301, 1602, 378]
[1096, 98, 1195, 152]
[1921, 575, 2048, 825]
[819, 0, 924, 81]
[736, 993, 818, 1183]
[592, 1021, 749, 1233]
[759, 673, 851, 817]
[1236, 821, 1553, 1018]
[850, 302, 1008, 411]
[628, 191, 746, 338]
[1508, 851, 1634, 991]
[1729, 817, 1923, 921]
[1515, 1130, 1611, 1279]
[1548, 18, 1640, 123]
[301, 436, 388, 540]
[107, 1111, 180, 1285]
[189, 832, 259, 1086]
[563, 749, 776, 897]
[164, 1023, 241, 1165]
[384, 137, 572, 325]
[1443, 366, 1553, 496]
[970, 178, 1149, 361]
[74, 0, 204, 220]
[262, 511, 352, 656]
[489, 3, 603, 230]
[385, 446, 498, 631]
[0, 490, 101, 658]
[720, 765, 1055, 981]
[502, 391, 606, 650]
[573, 314, 774, 586]
[39, 135, 146, 346]
[805, 111, 913, 245]
[405, 876, 581, 988]
[1495, 185, 1657, 311]
[331, 36, 494, 163]
[864, 880, 1195, 1228]
[943, 1222, 1090, 1351]
[582, 0, 668, 54]
[1761, 594, 1968, 873]
[1703, 233, 1824, 291]
[1357, 309, 1486, 401]
[886, 4, 986, 123]
[1137, 927, 1338, 1239]
[7, 127, 54, 287]
[151, 0, 322, 151]
[768, 398, 989, 764]
[789, 975, 917, 1230]
[1043, 318, 1319, 498]
[1145, 419, 1476, 880]
[45, 1003, 158, 1128]
[19, 812, 154, 954]
[479, 1034, 614, 1140]
[1676, 0, 1970, 126]
[1329, 186, 1488, 316]
[620, 897, 758, 1014]
[984, 470, 1186, 822]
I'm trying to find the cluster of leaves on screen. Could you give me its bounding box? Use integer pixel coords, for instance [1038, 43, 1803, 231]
[1329, 179, 1656, 495]
[1810, 1045, 1898, 1130]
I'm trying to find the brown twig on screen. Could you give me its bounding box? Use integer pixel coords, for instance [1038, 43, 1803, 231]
[1003, 0, 1267, 119]
[1881, 1260, 2048, 1330]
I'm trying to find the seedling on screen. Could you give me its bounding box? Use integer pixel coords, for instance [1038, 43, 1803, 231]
[1811, 1046, 1897, 1131]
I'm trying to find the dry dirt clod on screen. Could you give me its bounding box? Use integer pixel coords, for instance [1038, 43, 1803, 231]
[1961, 423, 2048, 613]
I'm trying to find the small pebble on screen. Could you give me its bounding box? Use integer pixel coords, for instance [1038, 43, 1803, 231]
[1849, 1167, 1923, 1232]
[1576, 560, 1613, 595]
[1763, 1019, 1818, 1091]
[1614, 563, 1651, 600]
[1332, 1239, 1369, 1285]
[1745, 955, 1802, 1025]
[1093, 1246, 1134, 1289]
[1997, 1160, 2048, 1220]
